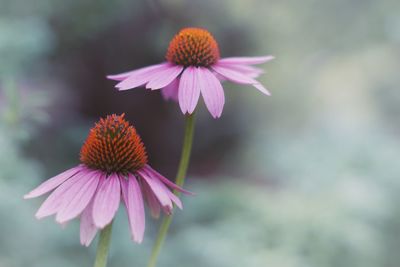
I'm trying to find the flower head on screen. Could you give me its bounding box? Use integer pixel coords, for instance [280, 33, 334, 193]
[24, 114, 191, 246]
[107, 27, 274, 118]
[80, 114, 148, 174]
[166, 28, 220, 67]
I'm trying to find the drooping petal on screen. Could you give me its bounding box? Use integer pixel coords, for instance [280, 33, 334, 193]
[217, 63, 264, 78]
[212, 65, 271, 95]
[120, 175, 145, 243]
[137, 169, 173, 214]
[146, 65, 183, 90]
[80, 200, 98, 247]
[142, 181, 161, 218]
[197, 67, 225, 118]
[178, 67, 201, 114]
[141, 167, 183, 209]
[212, 64, 257, 84]
[161, 78, 179, 102]
[92, 173, 121, 228]
[35, 170, 88, 219]
[24, 165, 83, 199]
[115, 63, 170, 91]
[163, 185, 182, 209]
[218, 55, 274, 65]
[143, 164, 193, 195]
[253, 83, 271, 96]
[55, 171, 101, 224]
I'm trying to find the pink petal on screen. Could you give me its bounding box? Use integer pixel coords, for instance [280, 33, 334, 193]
[35, 170, 87, 219]
[107, 63, 166, 81]
[178, 67, 201, 114]
[161, 78, 179, 102]
[115, 63, 170, 91]
[145, 65, 183, 90]
[162, 185, 182, 209]
[24, 165, 83, 199]
[212, 64, 257, 84]
[107, 70, 139, 81]
[253, 83, 271, 96]
[55, 171, 101, 224]
[120, 175, 145, 243]
[92, 174, 121, 228]
[217, 63, 264, 78]
[80, 200, 98, 247]
[142, 181, 161, 218]
[197, 67, 225, 119]
[143, 165, 193, 195]
[218, 55, 274, 65]
[212, 65, 271, 96]
[138, 169, 173, 214]
[141, 167, 183, 209]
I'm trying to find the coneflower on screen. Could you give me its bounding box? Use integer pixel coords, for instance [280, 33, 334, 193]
[24, 114, 191, 247]
[107, 27, 273, 118]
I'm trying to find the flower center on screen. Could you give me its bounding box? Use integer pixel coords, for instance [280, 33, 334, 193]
[80, 114, 148, 174]
[166, 27, 220, 67]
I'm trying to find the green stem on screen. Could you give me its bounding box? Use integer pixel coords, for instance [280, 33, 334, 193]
[147, 114, 196, 267]
[94, 222, 113, 267]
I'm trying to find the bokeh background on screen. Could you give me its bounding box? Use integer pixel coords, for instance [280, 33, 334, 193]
[1, 0, 400, 266]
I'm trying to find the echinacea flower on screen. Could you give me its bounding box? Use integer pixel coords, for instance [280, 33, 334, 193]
[107, 27, 274, 118]
[24, 114, 190, 246]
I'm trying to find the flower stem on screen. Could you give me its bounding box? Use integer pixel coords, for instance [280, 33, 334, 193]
[147, 113, 196, 267]
[94, 222, 113, 267]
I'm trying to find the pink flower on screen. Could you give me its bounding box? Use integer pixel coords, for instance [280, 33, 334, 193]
[107, 27, 274, 118]
[24, 114, 191, 246]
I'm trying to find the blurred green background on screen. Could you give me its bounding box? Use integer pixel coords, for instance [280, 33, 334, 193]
[1, 0, 400, 266]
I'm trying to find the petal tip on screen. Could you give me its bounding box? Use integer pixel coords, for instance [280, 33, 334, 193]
[263, 89, 272, 96]
[212, 113, 221, 119]
[133, 237, 143, 244]
[55, 217, 64, 224]
[81, 240, 91, 247]
[23, 194, 32, 199]
[94, 221, 107, 229]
